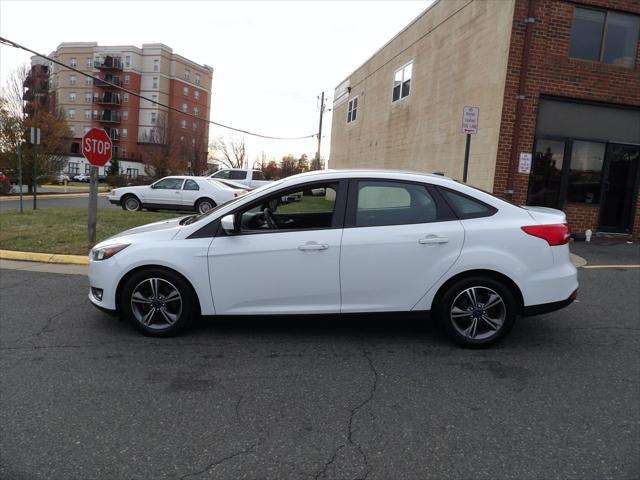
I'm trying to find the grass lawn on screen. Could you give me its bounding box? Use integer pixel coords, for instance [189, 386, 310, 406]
[0, 208, 181, 255]
[277, 196, 335, 214]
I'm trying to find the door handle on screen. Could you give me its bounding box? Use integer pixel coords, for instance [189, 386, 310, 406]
[298, 242, 329, 251]
[418, 235, 449, 245]
[175, 191, 180, 194]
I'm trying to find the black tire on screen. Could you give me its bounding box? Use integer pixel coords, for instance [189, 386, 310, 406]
[196, 198, 216, 214]
[121, 194, 141, 212]
[435, 275, 516, 347]
[120, 268, 198, 337]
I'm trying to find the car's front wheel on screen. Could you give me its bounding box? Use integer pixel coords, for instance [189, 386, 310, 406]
[120, 268, 198, 336]
[122, 195, 141, 212]
[196, 198, 216, 214]
[436, 276, 516, 347]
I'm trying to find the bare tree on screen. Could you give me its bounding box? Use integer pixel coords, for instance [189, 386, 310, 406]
[210, 136, 247, 169]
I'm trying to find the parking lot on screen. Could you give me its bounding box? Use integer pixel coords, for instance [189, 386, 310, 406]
[0, 241, 638, 479]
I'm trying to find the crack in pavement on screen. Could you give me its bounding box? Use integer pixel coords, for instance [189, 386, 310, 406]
[179, 440, 263, 480]
[314, 346, 379, 480]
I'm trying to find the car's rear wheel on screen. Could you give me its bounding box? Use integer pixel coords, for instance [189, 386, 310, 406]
[120, 268, 197, 337]
[436, 276, 516, 347]
[196, 198, 216, 214]
[122, 195, 141, 212]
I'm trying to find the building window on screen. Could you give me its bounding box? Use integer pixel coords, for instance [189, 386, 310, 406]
[85, 57, 92, 68]
[123, 93, 129, 103]
[567, 141, 606, 204]
[122, 147, 128, 159]
[347, 97, 358, 123]
[69, 125, 76, 136]
[194, 90, 200, 100]
[68, 162, 80, 175]
[192, 121, 197, 131]
[193, 106, 199, 116]
[85, 76, 92, 85]
[68, 108, 76, 119]
[84, 92, 92, 103]
[529, 139, 566, 208]
[569, 8, 640, 67]
[181, 119, 187, 129]
[182, 103, 188, 112]
[152, 77, 158, 89]
[185, 69, 190, 80]
[151, 112, 157, 124]
[122, 128, 128, 139]
[195, 73, 201, 85]
[125, 55, 131, 67]
[392, 62, 412, 102]
[124, 74, 130, 85]
[84, 109, 91, 120]
[153, 59, 159, 72]
[183, 86, 189, 96]
[83, 126, 90, 134]
[123, 111, 128, 120]
[69, 75, 76, 85]
[126, 167, 138, 178]
[70, 57, 77, 67]
[85, 163, 92, 174]
[68, 92, 76, 102]
[192, 137, 196, 147]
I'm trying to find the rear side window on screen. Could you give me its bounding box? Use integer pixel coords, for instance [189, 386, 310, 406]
[355, 181, 438, 227]
[213, 170, 230, 179]
[228, 170, 246, 180]
[440, 188, 496, 219]
[183, 179, 199, 191]
[252, 171, 266, 181]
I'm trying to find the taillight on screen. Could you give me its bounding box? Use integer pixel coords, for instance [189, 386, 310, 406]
[521, 224, 570, 246]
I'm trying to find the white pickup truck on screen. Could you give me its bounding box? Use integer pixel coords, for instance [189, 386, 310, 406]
[208, 169, 271, 189]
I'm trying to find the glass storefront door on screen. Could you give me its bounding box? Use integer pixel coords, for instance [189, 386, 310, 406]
[599, 144, 640, 233]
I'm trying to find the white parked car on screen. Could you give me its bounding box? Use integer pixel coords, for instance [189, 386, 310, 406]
[73, 174, 91, 183]
[108, 176, 247, 214]
[89, 169, 578, 346]
[208, 168, 271, 189]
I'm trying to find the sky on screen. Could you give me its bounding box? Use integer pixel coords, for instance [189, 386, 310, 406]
[0, 0, 432, 167]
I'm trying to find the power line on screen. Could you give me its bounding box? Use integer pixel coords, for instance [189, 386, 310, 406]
[0, 36, 316, 141]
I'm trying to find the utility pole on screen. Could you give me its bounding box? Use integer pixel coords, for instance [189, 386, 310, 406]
[29, 127, 41, 210]
[315, 91, 325, 170]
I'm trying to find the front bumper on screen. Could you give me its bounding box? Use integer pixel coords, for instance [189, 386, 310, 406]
[88, 257, 122, 312]
[108, 196, 121, 206]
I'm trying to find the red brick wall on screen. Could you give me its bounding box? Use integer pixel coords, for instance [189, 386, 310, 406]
[494, 0, 640, 237]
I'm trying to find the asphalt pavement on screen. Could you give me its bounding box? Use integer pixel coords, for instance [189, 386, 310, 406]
[0, 241, 638, 479]
[0, 194, 117, 212]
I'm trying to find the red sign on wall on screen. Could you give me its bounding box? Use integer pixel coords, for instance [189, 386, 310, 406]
[82, 128, 112, 167]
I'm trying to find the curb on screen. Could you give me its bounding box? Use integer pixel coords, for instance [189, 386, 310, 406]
[0, 249, 89, 265]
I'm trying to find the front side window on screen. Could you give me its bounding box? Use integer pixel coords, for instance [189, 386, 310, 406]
[392, 62, 412, 102]
[355, 180, 436, 227]
[569, 7, 639, 67]
[567, 141, 605, 204]
[153, 178, 184, 190]
[347, 97, 358, 123]
[238, 183, 339, 232]
[228, 170, 246, 180]
[183, 179, 199, 191]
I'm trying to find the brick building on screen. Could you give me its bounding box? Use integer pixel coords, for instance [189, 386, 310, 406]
[25, 42, 213, 178]
[330, 0, 640, 238]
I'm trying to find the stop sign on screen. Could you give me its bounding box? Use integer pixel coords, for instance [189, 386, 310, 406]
[82, 128, 112, 167]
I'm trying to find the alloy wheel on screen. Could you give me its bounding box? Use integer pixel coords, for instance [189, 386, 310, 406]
[450, 286, 506, 341]
[130, 278, 183, 331]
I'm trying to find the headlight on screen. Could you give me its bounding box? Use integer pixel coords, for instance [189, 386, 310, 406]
[90, 243, 130, 261]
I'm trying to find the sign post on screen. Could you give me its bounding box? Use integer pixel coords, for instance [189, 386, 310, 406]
[461, 106, 479, 183]
[17, 142, 24, 213]
[82, 128, 112, 247]
[30, 127, 40, 210]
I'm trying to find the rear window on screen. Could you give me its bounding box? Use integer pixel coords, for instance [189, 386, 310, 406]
[440, 188, 496, 219]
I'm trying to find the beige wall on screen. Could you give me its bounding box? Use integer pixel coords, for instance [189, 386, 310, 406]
[329, 0, 515, 192]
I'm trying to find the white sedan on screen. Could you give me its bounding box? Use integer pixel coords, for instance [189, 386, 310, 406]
[90, 169, 578, 346]
[108, 176, 247, 214]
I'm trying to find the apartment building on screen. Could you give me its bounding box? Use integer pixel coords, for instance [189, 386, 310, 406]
[29, 42, 213, 177]
[330, 0, 640, 238]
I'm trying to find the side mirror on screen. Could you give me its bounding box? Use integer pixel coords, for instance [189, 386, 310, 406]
[150, 184, 156, 189]
[221, 214, 236, 234]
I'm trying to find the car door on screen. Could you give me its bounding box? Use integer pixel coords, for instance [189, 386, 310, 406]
[181, 178, 201, 208]
[146, 177, 185, 206]
[339, 179, 464, 313]
[208, 180, 347, 314]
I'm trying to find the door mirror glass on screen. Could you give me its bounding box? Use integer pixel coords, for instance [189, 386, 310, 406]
[221, 214, 236, 233]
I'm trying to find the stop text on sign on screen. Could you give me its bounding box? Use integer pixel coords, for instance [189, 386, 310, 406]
[83, 137, 111, 155]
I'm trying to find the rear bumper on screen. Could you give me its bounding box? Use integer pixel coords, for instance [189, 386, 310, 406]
[522, 289, 577, 316]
